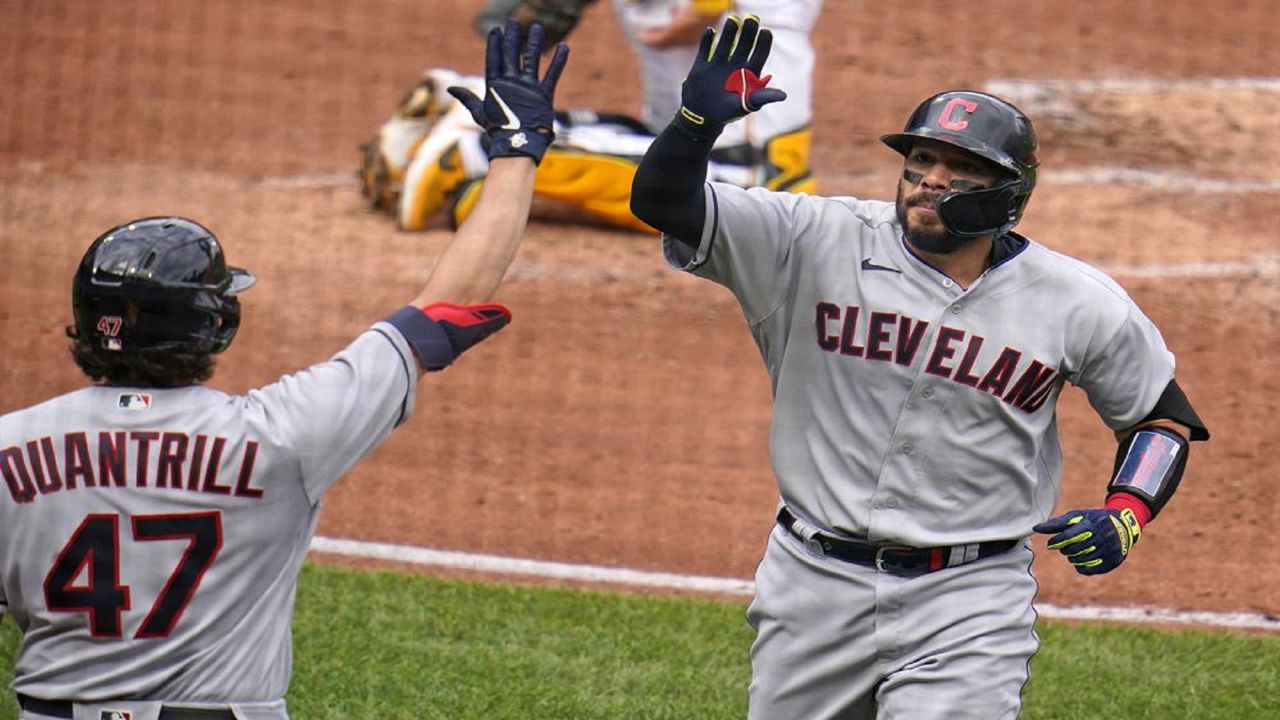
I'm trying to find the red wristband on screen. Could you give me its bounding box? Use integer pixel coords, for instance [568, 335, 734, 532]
[1105, 492, 1152, 527]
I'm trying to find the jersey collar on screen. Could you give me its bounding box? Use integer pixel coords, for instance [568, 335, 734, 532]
[896, 231, 1031, 289]
[990, 231, 1030, 268]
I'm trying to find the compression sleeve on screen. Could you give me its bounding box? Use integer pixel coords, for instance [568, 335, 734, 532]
[630, 122, 715, 245]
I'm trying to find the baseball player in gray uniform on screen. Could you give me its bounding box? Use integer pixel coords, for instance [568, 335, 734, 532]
[630, 16, 1210, 719]
[0, 21, 568, 720]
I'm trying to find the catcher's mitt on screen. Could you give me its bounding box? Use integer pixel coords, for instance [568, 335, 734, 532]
[474, 0, 597, 46]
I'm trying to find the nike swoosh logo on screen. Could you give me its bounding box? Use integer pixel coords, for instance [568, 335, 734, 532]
[490, 89, 521, 131]
[861, 258, 902, 274]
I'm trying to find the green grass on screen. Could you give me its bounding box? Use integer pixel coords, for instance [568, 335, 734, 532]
[2, 562, 1278, 718]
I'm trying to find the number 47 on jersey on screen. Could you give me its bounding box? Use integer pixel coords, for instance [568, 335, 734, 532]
[43, 511, 222, 638]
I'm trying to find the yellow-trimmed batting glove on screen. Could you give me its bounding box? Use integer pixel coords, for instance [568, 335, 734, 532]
[1034, 508, 1142, 576]
[673, 15, 786, 141]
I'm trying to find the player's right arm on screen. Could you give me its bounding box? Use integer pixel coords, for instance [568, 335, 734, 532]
[631, 15, 785, 242]
[386, 21, 568, 373]
[252, 23, 571, 501]
[412, 158, 535, 306]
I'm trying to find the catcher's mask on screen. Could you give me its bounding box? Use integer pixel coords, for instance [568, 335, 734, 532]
[882, 90, 1039, 237]
[72, 217, 256, 355]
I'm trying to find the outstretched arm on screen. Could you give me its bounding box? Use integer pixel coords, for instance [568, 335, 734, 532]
[412, 157, 536, 306]
[630, 15, 786, 243]
[389, 20, 568, 372]
[630, 124, 714, 242]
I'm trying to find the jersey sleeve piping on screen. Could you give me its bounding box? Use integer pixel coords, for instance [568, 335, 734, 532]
[660, 182, 721, 272]
[1069, 275, 1175, 430]
[1082, 301, 1174, 384]
[706, 184, 720, 263]
[746, 263, 794, 329]
[680, 183, 721, 271]
[1043, 245, 1140, 305]
[372, 325, 417, 428]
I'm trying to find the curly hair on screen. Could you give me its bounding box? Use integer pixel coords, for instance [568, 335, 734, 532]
[66, 325, 215, 387]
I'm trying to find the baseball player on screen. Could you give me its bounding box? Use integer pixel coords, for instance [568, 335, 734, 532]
[630, 16, 1210, 718]
[0, 21, 567, 720]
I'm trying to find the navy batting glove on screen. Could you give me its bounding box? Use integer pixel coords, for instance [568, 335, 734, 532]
[1034, 508, 1143, 576]
[447, 20, 570, 164]
[674, 14, 787, 141]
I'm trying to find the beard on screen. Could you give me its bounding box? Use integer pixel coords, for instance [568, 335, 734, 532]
[895, 184, 977, 255]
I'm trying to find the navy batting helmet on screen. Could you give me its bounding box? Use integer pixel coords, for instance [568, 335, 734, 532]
[882, 90, 1039, 237]
[72, 217, 256, 355]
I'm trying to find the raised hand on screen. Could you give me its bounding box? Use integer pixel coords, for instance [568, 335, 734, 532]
[448, 20, 570, 163]
[674, 15, 786, 140]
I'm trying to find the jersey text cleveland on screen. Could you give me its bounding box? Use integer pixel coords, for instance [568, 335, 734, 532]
[0, 432, 263, 504]
[815, 302, 1059, 413]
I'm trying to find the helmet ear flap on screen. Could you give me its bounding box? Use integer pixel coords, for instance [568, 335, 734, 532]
[936, 178, 1031, 238]
[207, 294, 242, 354]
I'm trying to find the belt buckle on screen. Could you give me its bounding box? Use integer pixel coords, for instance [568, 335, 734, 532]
[874, 546, 891, 572]
[874, 545, 917, 574]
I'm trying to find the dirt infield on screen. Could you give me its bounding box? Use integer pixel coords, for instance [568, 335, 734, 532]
[2, 0, 1278, 621]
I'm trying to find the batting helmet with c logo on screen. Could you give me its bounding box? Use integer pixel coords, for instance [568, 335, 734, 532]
[881, 90, 1039, 237]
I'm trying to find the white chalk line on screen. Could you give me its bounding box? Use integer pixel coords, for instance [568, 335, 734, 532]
[255, 173, 356, 189]
[987, 77, 1280, 97]
[259, 166, 1280, 195]
[310, 536, 1280, 632]
[1099, 254, 1280, 279]
[311, 536, 755, 596]
[1047, 167, 1280, 193]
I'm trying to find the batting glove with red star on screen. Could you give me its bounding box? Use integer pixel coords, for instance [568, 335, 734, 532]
[673, 14, 786, 141]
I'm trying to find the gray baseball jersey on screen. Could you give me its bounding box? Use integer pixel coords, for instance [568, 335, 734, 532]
[0, 321, 418, 714]
[665, 183, 1174, 546]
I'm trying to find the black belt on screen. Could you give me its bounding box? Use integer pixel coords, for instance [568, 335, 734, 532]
[18, 694, 236, 719]
[777, 507, 1018, 577]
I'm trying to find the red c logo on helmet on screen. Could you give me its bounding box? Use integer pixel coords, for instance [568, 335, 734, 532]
[939, 98, 979, 130]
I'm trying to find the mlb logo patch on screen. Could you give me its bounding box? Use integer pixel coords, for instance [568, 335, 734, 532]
[118, 393, 152, 411]
[101, 711, 133, 720]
